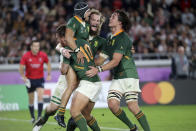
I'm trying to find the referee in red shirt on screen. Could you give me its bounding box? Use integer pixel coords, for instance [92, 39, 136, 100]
[19, 40, 51, 123]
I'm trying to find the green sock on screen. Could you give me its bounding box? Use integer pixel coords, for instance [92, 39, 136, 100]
[87, 117, 100, 131]
[57, 106, 65, 116]
[135, 111, 150, 131]
[114, 108, 135, 129]
[74, 114, 88, 131]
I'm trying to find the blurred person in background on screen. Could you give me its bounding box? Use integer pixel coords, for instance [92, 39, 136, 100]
[170, 46, 189, 79]
[189, 53, 196, 79]
[19, 41, 51, 124]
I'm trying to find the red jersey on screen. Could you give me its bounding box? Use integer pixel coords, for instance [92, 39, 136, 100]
[20, 51, 49, 79]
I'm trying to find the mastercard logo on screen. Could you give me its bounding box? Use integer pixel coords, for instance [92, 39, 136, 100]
[141, 82, 175, 104]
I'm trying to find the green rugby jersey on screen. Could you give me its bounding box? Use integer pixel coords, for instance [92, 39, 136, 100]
[63, 39, 100, 82]
[88, 35, 106, 56]
[103, 30, 139, 79]
[67, 16, 89, 40]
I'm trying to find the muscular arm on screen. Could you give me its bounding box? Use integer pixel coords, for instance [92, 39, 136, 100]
[86, 53, 123, 77]
[101, 53, 122, 71]
[46, 61, 51, 80]
[65, 28, 84, 63]
[65, 28, 77, 50]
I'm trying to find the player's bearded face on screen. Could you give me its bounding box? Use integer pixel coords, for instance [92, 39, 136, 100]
[89, 14, 101, 35]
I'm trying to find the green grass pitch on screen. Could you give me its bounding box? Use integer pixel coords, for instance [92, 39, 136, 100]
[0, 105, 196, 131]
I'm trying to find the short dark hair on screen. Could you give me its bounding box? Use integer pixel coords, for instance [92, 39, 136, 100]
[115, 10, 131, 32]
[56, 24, 66, 37]
[31, 40, 40, 46]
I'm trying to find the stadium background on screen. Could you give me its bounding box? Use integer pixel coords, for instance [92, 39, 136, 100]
[0, 0, 196, 131]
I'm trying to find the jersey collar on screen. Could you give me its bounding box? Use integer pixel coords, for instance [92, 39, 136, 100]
[89, 35, 94, 41]
[74, 16, 86, 27]
[111, 29, 124, 38]
[30, 51, 39, 56]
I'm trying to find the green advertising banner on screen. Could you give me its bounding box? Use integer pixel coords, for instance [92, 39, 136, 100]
[0, 85, 28, 111]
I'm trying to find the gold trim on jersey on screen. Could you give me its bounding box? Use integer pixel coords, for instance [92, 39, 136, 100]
[74, 16, 86, 27]
[113, 29, 124, 37]
[74, 65, 84, 70]
[124, 56, 130, 60]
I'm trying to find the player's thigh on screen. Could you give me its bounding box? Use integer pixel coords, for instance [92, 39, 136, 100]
[82, 102, 95, 120]
[76, 80, 101, 102]
[70, 92, 89, 117]
[127, 100, 140, 115]
[66, 66, 78, 90]
[60, 62, 69, 75]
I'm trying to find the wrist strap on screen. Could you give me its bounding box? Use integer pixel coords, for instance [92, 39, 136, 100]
[74, 48, 80, 53]
[96, 66, 103, 72]
[60, 47, 64, 54]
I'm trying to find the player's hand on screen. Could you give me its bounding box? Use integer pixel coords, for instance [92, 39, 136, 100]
[46, 74, 51, 81]
[86, 66, 98, 77]
[77, 51, 84, 64]
[61, 48, 73, 58]
[21, 77, 31, 88]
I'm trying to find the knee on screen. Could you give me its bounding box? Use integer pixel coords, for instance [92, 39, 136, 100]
[108, 99, 120, 113]
[70, 108, 79, 118]
[82, 110, 91, 121]
[46, 104, 58, 116]
[127, 101, 140, 115]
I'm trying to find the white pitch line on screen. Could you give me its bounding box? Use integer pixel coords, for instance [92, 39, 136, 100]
[0, 117, 130, 131]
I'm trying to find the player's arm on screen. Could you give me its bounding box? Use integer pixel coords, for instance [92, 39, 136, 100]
[19, 64, 28, 82]
[55, 43, 72, 58]
[94, 52, 108, 66]
[86, 53, 123, 77]
[46, 61, 52, 81]
[65, 28, 84, 64]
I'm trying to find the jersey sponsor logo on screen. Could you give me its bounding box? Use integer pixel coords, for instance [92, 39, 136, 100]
[73, 24, 76, 29]
[94, 41, 98, 47]
[108, 39, 115, 46]
[39, 58, 42, 62]
[30, 64, 41, 68]
[120, 46, 123, 49]
[29, 58, 32, 62]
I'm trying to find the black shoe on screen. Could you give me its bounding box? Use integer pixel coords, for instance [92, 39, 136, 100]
[33, 117, 46, 126]
[130, 124, 138, 131]
[54, 114, 66, 128]
[31, 118, 35, 124]
[67, 117, 77, 131]
[32, 117, 45, 131]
